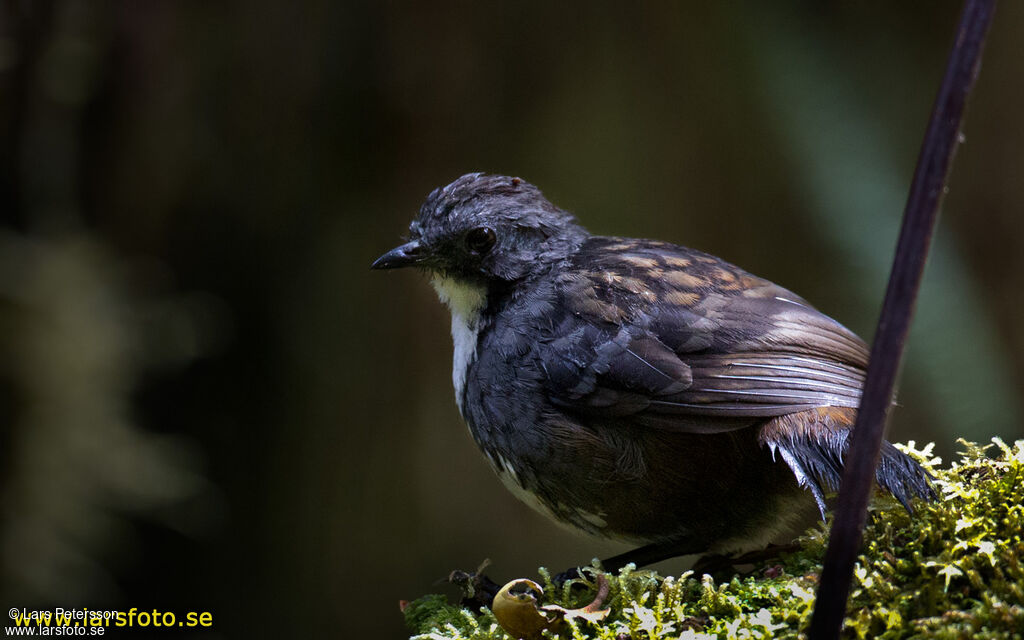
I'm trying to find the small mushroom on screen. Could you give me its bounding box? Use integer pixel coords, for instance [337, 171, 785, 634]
[492, 575, 610, 639]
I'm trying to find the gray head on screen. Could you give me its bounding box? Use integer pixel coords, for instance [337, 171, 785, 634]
[372, 173, 588, 284]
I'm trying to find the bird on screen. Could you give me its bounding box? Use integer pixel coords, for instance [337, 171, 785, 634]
[372, 172, 934, 573]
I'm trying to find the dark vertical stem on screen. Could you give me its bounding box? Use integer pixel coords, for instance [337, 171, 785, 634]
[808, 1, 997, 638]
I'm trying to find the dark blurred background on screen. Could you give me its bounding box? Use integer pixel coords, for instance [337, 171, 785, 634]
[2, 1, 1022, 638]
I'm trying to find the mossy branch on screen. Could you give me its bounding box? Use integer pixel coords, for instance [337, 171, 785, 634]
[404, 438, 1024, 639]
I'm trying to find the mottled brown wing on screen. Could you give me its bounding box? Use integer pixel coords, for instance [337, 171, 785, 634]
[539, 237, 868, 432]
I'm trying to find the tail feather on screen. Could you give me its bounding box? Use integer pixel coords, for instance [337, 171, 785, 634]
[876, 440, 937, 510]
[759, 407, 935, 519]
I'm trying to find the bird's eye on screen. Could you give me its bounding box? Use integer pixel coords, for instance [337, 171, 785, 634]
[465, 227, 497, 255]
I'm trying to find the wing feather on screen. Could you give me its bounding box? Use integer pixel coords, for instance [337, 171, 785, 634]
[540, 238, 868, 431]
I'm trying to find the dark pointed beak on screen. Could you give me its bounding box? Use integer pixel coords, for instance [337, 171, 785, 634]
[371, 240, 424, 270]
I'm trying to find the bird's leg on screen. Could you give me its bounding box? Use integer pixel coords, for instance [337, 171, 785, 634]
[553, 540, 704, 585]
[601, 540, 704, 572]
[554, 540, 804, 585]
[691, 542, 802, 577]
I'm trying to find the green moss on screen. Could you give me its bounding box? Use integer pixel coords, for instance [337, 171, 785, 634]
[404, 438, 1024, 639]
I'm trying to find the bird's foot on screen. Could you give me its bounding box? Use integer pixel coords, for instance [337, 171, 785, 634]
[551, 564, 605, 589]
[447, 560, 503, 610]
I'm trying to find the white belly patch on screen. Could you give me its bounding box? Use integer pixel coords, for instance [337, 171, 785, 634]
[431, 276, 487, 414]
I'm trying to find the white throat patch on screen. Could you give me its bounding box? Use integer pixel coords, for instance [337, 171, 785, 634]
[431, 276, 487, 414]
